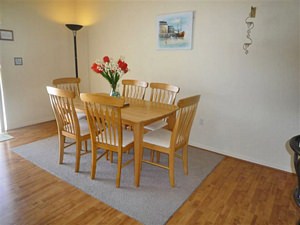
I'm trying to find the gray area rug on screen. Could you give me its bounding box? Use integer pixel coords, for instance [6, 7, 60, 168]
[11, 136, 223, 225]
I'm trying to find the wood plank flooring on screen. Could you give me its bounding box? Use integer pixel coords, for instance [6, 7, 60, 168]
[1, 120, 299, 224]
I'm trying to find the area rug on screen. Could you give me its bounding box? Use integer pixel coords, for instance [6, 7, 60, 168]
[0, 133, 13, 142]
[11, 136, 223, 225]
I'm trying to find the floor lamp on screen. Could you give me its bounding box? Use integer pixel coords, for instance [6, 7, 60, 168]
[65, 24, 83, 78]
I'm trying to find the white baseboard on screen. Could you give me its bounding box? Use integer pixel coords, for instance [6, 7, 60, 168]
[7, 116, 54, 130]
[189, 140, 294, 174]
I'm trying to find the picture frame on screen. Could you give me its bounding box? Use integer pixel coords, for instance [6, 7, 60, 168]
[14, 57, 23, 66]
[0, 29, 14, 41]
[157, 11, 194, 50]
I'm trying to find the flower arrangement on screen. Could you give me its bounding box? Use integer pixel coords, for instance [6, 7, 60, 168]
[91, 56, 129, 97]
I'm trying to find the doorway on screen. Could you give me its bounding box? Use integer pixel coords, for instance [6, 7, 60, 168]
[0, 64, 7, 133]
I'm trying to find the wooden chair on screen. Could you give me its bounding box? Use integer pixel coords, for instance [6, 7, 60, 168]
[53, 77, 85, 119]
[122, 79, 148, 100]
[80, 93, 134, 188]
[46, 86, 90, 172]
[144, 82, 180, 131]
[52, 77, 81, 96]
[142, 95, 200, 187]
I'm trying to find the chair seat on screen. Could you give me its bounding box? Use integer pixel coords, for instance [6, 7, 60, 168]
[78, 119, 90, 135]
[63, 119, 90, 136]
[97, 128, 134, 147]
[76, 111, 86, 120]
[143, 128, 172, 148]
[144, 120, 167, 131]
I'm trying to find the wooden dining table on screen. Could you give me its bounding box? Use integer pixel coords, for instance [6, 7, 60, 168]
[74, 96, 178, 187]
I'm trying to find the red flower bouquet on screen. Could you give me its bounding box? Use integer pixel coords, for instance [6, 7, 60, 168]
[91, 56, 129, 96]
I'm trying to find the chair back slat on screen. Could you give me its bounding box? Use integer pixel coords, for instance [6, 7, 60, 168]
[80, 93, 124, 148]
[149, 82, 180, 105]
[53, 77, 81, 96]
[46, 86, 79, 135]
[122, 79, 148, 99]
[171, 95, 200, 149]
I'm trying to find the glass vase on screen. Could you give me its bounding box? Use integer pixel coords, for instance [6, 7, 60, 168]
[110, 83, 120, 98]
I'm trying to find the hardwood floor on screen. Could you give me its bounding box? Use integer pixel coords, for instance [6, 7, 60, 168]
[1, 120, 299, 224]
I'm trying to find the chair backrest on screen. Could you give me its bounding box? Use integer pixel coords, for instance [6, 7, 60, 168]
[46, 86, 80, 135]
[170, 95, 200, 149]
[122, 79, 148, 99]
[53, 77, 81, 96]
[80, 93, 125, 149]
[149, 82, 180, 105]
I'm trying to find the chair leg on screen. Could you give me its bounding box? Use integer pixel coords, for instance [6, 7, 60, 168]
[58, 134, 65, 164]
[156, 152, 161, 163]
[150, 151, 161, 163]
[84, 140, 88, 153]
[169, 153, 175, 187]
[116, 151, 122, 188]
[91, 147, 97, 179]
[141, 147, 145, 170]
[110, 151, 114, 163]
[182, 145, 188, 175]
[75, 140, 82, 172]
[106, 150, 109, 160]
[150, 150, 154, 162]
[149, 151, 161, 163]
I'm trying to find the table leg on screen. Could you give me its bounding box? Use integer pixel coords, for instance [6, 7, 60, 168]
[133, 122, 143, 187]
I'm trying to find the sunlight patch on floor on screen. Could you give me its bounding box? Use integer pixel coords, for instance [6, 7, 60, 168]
[0, 133, 13, 142]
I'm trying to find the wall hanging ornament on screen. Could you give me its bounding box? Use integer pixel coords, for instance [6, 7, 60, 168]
[243, 6, 256, 54]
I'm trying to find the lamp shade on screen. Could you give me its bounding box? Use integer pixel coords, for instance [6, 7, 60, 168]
[65, 24, 83, 31]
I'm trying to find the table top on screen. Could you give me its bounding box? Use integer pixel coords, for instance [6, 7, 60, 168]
[74, 96, 178, 126]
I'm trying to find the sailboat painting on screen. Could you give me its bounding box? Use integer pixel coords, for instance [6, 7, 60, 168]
[157, 11, 194, 50]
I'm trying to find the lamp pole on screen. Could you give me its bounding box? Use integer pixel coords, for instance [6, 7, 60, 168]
[65, 24, 83, 78]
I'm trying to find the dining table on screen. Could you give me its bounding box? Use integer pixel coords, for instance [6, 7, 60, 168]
[74, 95, 178, 187]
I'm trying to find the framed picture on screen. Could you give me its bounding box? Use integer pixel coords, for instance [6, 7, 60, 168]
[157, 11, 194, 50]
[14, 57, 23, 66]
[0, 29, 14, 41]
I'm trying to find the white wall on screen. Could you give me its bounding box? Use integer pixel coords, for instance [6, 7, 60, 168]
[84, 1, 300, 172]
[0, 0, 299, 173]
[0, 0, 90, 129]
